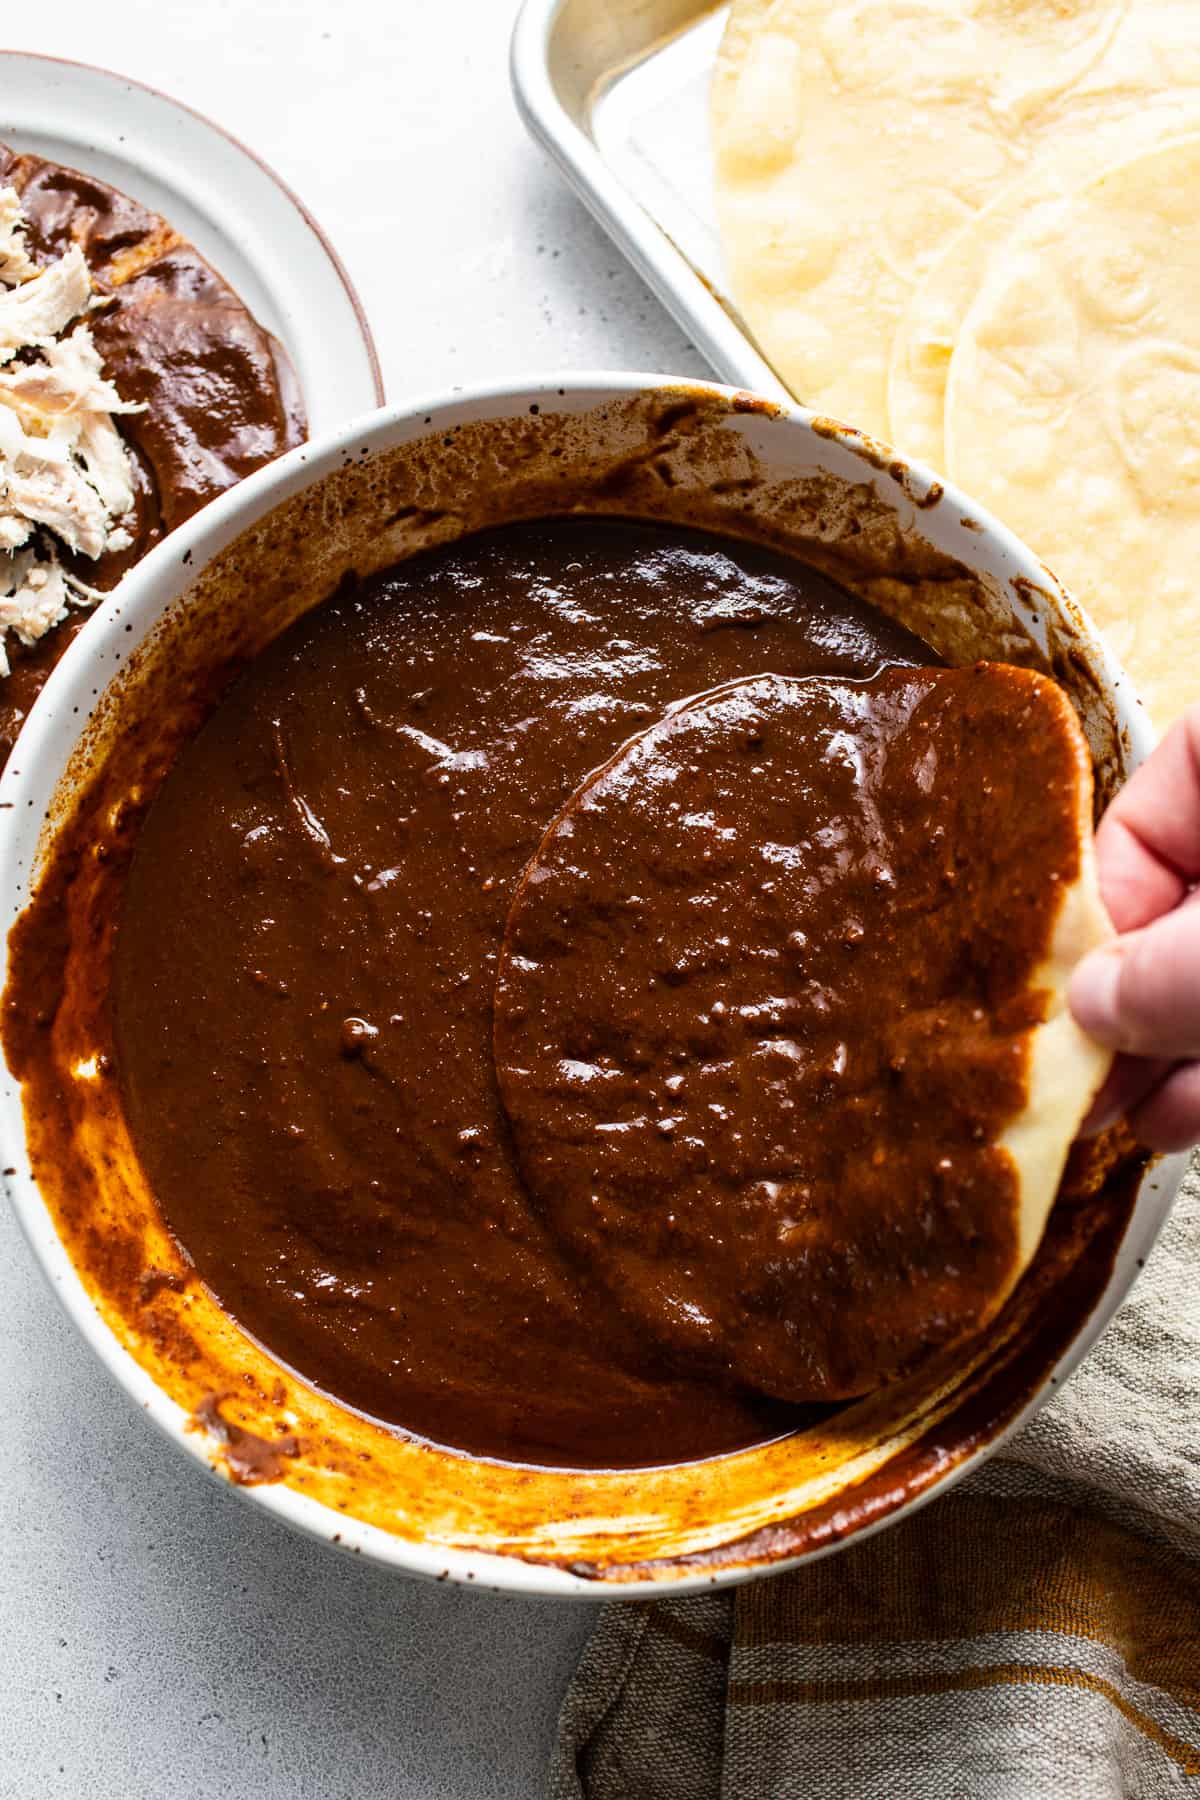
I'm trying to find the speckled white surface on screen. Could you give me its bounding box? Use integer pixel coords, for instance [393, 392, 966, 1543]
[0, 3, 708, 1794]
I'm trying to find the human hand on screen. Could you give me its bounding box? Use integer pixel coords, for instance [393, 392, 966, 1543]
[1070, 703, 1200, 1151]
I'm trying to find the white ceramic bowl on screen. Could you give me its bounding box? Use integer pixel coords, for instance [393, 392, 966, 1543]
[0, 374, 1186, 1597]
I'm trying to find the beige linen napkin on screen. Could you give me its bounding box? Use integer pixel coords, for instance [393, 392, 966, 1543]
[550, 1161, 1200, 1799]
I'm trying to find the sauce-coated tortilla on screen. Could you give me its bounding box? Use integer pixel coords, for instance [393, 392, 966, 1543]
[496, 665, 1112, 1400]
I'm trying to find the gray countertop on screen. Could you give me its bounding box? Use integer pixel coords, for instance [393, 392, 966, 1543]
[0, 3, 708, 1792]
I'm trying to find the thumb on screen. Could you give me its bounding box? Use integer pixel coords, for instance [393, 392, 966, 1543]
[1070, 904, 1200, 1060]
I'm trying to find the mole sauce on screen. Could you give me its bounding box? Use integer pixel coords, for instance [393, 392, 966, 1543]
[112, 519, 938, 1467]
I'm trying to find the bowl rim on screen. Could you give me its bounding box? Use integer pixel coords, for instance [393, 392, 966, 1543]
[0, 369, 1187, 1599]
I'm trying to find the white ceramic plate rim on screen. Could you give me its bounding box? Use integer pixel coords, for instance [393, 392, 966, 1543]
[0, 48, 384, 426]
[0, 371, 1186, 1599]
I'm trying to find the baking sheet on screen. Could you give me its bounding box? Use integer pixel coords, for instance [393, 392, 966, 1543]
[511, 0, 791, 401]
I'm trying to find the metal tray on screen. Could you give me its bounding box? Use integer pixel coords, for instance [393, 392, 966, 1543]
[511, 0, 791, 402]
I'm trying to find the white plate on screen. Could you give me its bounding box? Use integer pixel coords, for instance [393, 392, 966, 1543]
[0, 50, 383, 429]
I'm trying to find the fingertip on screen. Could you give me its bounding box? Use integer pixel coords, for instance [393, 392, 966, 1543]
[1069, 943, 1125, 1046]
[1076, 1096, 1120, 1140]
[1128, 1060, 1200, 1154]
[1074, 1054, 1171, 1141]
[1075, 1065, 1122, 1138]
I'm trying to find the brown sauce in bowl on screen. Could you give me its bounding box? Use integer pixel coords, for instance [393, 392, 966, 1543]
[111, 517, 939, 1468]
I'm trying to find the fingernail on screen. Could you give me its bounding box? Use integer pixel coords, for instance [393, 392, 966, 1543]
[1069, 944, 1124, 1043]
[1077, 1093, 1122, 1139]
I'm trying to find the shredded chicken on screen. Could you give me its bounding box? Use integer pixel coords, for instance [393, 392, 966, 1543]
[2, 458, 110, 560]
[0, 245, 91, 364]
[0, 195, 143, 672]
[0, 187, 34, 286]
[0, 548, 70, 676]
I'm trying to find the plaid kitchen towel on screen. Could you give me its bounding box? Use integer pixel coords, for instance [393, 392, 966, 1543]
[549, 1161, 1200, 1799]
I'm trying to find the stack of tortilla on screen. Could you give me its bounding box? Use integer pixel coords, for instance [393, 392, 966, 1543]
[713, 0, 1200, 729]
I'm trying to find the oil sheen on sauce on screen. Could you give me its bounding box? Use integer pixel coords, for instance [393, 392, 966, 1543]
[112, 518, 939, 1468]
